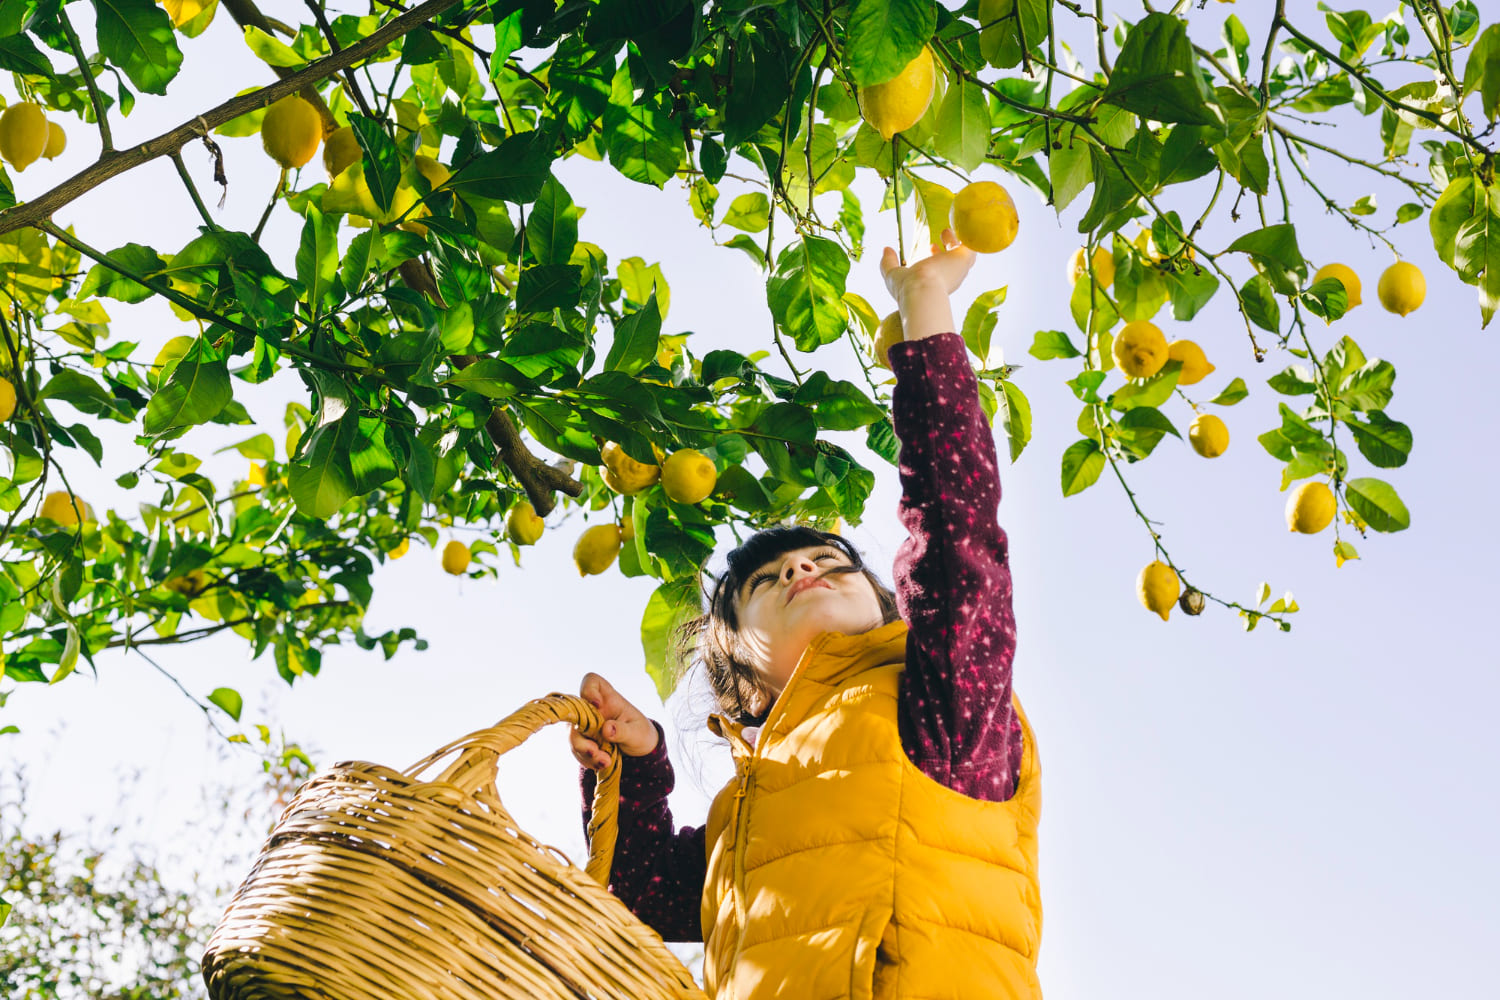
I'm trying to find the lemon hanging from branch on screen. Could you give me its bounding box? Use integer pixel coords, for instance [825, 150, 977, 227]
[858, 46, 936, 141]
[1377, 261, 1425, 316]
[0, 103, 49, 172]
[950, 181, 1018, 253]
[261, 95, 321, 170]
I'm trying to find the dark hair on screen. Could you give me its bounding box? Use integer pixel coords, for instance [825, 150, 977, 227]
[672, 527, 900, 726]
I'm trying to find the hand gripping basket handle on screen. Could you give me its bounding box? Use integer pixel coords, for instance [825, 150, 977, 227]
[399, 693, 623, 887]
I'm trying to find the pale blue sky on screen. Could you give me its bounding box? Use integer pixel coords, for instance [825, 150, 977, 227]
[5, 5, 1498, 998]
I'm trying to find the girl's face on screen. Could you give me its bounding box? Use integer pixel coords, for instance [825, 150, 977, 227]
[734, 544, 884, 702]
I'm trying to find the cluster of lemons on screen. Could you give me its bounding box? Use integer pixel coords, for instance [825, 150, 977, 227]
[430, 444, 718, 580]
[0, 101, 65, 171]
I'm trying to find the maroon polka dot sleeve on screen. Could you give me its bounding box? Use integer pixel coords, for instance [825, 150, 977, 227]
[887, 331, 1023, 803]
[579, 332, 1022, 940]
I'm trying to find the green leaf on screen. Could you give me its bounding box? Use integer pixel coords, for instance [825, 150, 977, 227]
[960, 286, 1006, 363]
[1225, 223, 1307, 292]
[1110, 363, 1180, 411]
[766, 237, 850, 351]
[979, 0, 1049, 70]
[243, 25, 303, 67]
[1209, 377, 1248, 406]
[1396, 202, 1424, 225]
[526, 176, 578, 266]
[447, 132, 552, 203]
[516, 263, 582, 312]
[845, 0, 937, 87]
[1103, 13, 1221, 126]
[1114, 405, 1180, 458]
[79, 243, 165, 303]
[1164, 267, 1220, 320]
[604, 292, 662, 375]
[1267, 364, 1317, 396]
[997, 379, 1032, 462]
[1345, 477, 1410, 532]
[640, 577, 700, 701]
[94, 0, 182, 94]
[722, 192, 771, 233]
[444, 358, 520, 399]
[1060, 438, 1105, 496]
[1029, 329, 1081, 360]
[295, 205, 340, 310]
[0, 34, 55, 76]
[208, 687, 243, 721]
[935, 80, 989, 172]
[1345, 410, 1411, 469]
[722, 25, 794, 146]
[1301, 276, 1349, 323]
[603, 86, 682, 187]
[142, 338, 232, 435]
[349, 114, 402, 214]
[1240, 273, 1280, 332]
[1048, 132, 1094, 211]
[1462, 23, 1500, 122]
[288, 420, 355, 519]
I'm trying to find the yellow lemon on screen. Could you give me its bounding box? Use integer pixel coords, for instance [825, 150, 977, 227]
[872, 311, 904, 369]
[387, 537, 410, 559]
[600, 441, 660, 495]
[661, 448, 717, 504]
[441, 539, 471, 575]
[1137, 560, 1179, 622]
[39, 490, 88, 526]
[574, 523, 623, 576]
[858, 46, 936, 141]
[41, 121, 65, 160]
[0, 376, 15, 422]
[1111, 320, 1169, 378]
[0, 102, 49, 172]
[260, 95, 322, 170]
[506, 500, 545, 546]
[1377, 261, 1425, 316]
[324, 161, 382, 218]
[1313, 262, 1362, 309]
[950, 180, 1018, 253]
[1188, 413, 1229, 458]
[1166, 339, 1214, 385]
[247, 462, 267, 487]
[1068, 246, 1114, 289]
[1285, 481, 1336, 534]
[323, 125, 361, 178]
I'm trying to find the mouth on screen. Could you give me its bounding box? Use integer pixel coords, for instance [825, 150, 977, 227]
[785, 577, 832, 604]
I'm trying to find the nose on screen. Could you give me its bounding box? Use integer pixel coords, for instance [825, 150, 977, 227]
[781, 553, 819, 583]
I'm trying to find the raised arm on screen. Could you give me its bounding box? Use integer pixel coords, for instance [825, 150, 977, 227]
[880, 232, 1023, 803]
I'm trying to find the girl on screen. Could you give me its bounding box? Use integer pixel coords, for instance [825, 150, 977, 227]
[570, 229, 1041, 1000]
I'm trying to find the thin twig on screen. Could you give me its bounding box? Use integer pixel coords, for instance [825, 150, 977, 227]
[170, 152, 220, 230]
[56, 6, 112, 152]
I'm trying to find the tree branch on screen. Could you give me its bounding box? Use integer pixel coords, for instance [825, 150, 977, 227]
[0, 0, 463, 238]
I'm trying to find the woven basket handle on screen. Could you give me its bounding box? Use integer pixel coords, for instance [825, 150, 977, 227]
[400, 693, 622, 888]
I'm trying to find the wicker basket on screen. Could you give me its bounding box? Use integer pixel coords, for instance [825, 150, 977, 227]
[202, 694, 707, 1000]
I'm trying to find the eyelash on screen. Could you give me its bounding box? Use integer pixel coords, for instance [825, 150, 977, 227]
[748, 551, 840, 591]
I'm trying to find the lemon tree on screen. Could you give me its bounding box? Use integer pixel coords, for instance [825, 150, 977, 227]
[1, 0, 1498, 746]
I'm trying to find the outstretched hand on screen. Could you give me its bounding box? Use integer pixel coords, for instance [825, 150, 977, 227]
[879, 228, 976, 344]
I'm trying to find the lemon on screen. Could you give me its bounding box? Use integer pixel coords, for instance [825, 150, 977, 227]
[506, 500, 545, 546]
[1188, 413, 1229, 458]
[1166, 339, 1214, 385]
[164, 569, 208, 596]
[1285, 481, 1336, 534]
[247, 462, 267, 487]
[324, 161, 382, 219]
[1111, 320, 1169, 378]
[260, 95, 321, 170]
[950, 180, 1018, 253]
[39, 490, 87, 526]
[661, 448, 717, 504]
[0, 102, 49, 172]
[387, 537, 410, 559]
[42, 121, 65, 160]
[1068, 246, 1114, 289]
[1313, 262, 1362, 309]
[1377, 261, 1425, 316]
[600, 441, 660, 495]
[0, 376, 15, 421]
[1137, 560, 1179, 622]
[441, 539, 471, 575]
[859, 46, 936, 141]
[872, 311, 903, 369]
[574, 523, 623, 576]
[323, 125, 361, 178]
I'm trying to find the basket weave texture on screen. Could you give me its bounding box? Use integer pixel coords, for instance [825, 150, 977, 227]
[202, 694, 708, 1000]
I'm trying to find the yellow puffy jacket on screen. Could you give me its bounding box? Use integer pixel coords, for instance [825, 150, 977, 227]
[700, 620, 1042, 1000]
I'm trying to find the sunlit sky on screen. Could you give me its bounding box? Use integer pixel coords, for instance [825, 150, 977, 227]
[5, 4, 1498, 998]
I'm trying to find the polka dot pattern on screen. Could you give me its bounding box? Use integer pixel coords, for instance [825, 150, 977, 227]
[581, 333, 1023, 942]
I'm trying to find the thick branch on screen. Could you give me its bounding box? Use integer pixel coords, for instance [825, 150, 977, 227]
[0, 0, 462, 238]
